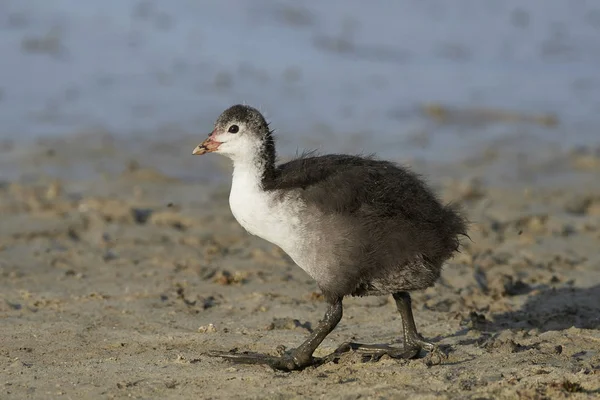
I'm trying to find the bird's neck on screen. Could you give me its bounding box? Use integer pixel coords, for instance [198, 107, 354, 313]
[231, 135, 276, 190]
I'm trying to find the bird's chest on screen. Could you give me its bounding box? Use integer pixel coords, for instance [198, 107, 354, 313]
[229, 176, 305, 254]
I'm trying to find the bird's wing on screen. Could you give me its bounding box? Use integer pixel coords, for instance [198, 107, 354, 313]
[265, 154, 424, 217]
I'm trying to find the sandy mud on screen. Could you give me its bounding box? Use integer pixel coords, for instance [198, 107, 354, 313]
[1, 136, 600, 399]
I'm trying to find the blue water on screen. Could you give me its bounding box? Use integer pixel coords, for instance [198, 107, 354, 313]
[1, 0, 600, 162]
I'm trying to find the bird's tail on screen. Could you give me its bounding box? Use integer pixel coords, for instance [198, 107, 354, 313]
[443, 202, 470, 252]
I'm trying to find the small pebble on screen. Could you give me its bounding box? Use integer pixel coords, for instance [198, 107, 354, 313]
[198, 323, 217, 333]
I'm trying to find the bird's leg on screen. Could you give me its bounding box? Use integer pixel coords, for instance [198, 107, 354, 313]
[330, 292, 444, 363]
[393, 292, 431, 348]
[393, 291, 446, 364]
[208, 299, 343, 371]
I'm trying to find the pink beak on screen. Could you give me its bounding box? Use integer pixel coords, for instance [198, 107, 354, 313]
[192, 131, 222, 155]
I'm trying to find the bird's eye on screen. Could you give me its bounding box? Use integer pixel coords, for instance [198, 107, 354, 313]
[228, 125, 239, 133]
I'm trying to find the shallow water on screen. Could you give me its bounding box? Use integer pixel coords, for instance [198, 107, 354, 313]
[1, 0, 600, 163]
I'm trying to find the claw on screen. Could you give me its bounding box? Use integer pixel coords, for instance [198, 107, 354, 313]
[275, 345, 287, 356]
[423, 345, 448, 366]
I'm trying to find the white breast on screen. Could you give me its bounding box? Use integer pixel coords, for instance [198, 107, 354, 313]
[229, 168, 307, 263]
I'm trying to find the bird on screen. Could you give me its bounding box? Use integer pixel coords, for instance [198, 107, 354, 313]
[193, 104, 468, 371]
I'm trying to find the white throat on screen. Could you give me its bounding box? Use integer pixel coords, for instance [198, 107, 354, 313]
[229, 153, 270, 236]
[229, 147, 269, 205]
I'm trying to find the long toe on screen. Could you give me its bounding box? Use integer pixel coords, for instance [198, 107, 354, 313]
[269, 354, 302, 371]
[414, 338, 436, 352]
[330, 342, 420, 362]
[405, 334, 443, 353]
[388, 345, 421, 360]
[207, 349, 316, 371]
[404, 336, 449, 364]
[207, 350, 279, 365]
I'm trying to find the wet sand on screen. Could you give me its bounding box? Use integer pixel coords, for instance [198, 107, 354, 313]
[1, 136, 600, 399]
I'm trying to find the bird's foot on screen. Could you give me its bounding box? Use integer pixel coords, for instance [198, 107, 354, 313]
[207, 346, 317, 372]
[405, 336, 449, 366]
[329, 340, 448, 365]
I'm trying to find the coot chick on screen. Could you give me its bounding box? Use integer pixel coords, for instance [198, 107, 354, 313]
[193, 105, 467, 371]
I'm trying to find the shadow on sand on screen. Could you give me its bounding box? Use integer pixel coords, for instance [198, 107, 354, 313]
[456, 284, 600, 335]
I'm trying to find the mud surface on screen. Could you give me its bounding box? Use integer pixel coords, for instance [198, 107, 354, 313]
[1, 137, 600, 399]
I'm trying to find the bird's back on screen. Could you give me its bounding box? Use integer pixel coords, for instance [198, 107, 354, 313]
[265, 153, 465, 240]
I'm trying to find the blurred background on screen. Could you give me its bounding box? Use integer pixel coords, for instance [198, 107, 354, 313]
[1, 0, 600, 174]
